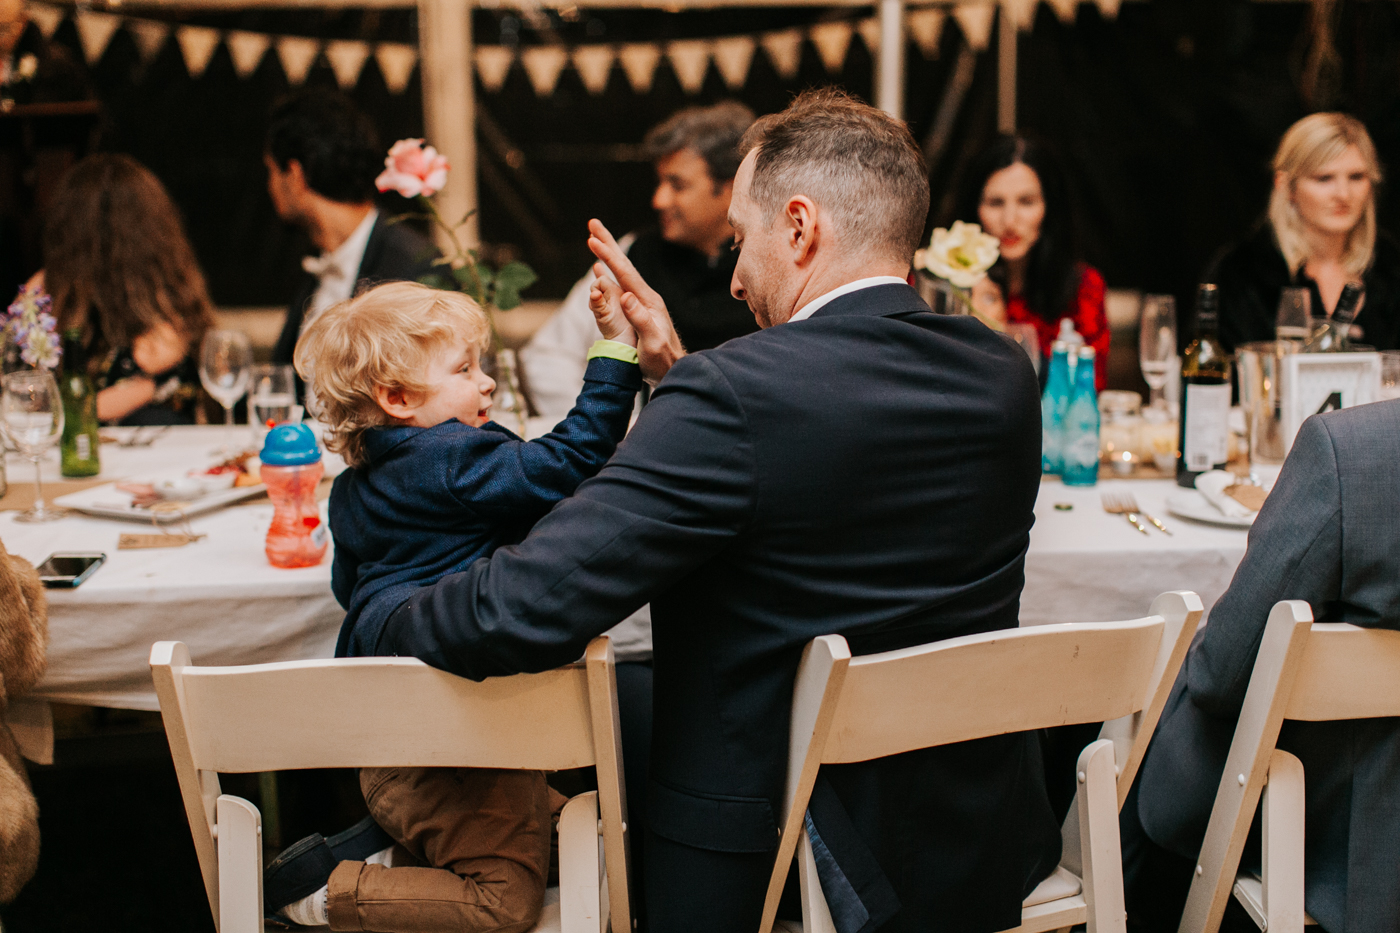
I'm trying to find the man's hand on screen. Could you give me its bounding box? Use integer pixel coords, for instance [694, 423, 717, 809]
[588, 219, 686, 386]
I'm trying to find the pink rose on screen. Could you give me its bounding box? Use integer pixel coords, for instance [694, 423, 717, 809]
[375, 138, 450, 198]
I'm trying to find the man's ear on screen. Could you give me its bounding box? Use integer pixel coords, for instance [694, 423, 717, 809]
[285, 158, 310, 196]
[374, 384, 417, 422]
[784, 195, 819, 266]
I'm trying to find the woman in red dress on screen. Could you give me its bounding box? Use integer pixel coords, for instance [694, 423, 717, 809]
[957, 135, 1108, 389]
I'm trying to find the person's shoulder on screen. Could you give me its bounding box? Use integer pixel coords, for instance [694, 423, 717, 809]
[1313, 399, 1400, 448]
[1208, 221, 1283, 282]
[364, 212, 438, 278]
[1369, 228, 1400, 272]
[1076, 264, 1105, 293]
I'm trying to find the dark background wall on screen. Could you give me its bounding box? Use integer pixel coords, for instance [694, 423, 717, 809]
[24, 0, 1400, 316]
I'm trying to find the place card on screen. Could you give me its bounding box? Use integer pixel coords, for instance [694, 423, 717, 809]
[118, 533, 204, 550]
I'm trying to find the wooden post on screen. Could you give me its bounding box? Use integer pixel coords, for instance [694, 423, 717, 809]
[875, 0, 904, 118]
[997, 0, 1016, 133]
[418, 0, 479, 249]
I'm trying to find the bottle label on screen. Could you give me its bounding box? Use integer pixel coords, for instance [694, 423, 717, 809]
[1183, 383, 1230, 470]
[76, 434, 90, 460]
[310, 522, 329, 548]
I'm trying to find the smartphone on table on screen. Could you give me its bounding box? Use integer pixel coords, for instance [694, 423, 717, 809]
[37, 552, 107, 588]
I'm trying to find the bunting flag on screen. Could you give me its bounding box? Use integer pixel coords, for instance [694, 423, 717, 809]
[226, 30, 269, 78]
[760, 29, 803, 80]
[25, 3, 61, 39]
[952, 3, 997, 52]
[1004, 0, 1039, 30]
[572, 44, 615, 95]
[126, 19, 170, 63]
[376, 43, 418, 94]
[907, 8, 946, 58]
[24, 0, 1125, 102]
[276, 36, 320, 86]
[74, 9, 120, 65]
[667, 39, 710, 94]
[711, 36, 756, 90]
[520, 45, 568, 97]
[176, 25, 220, 77]
[809, 21, 854, 74]
[475, 45, 514, 93]
[618, 43, 661, 94]
[325, 39, 370, 90]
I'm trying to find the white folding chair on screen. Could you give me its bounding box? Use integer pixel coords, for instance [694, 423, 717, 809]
[759, 591, 1202, 933]
[151, 636, 631, 933]
[1179, 603, 1400, 933]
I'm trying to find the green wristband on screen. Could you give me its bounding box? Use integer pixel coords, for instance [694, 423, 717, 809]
[587, 339, 640, 364]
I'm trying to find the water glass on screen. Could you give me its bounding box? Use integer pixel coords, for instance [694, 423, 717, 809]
[2, 370, 67, 522]
[1004, 322, 1041, 376]
[199, 330, 253, 427]
[1138, 295, 1177, 411]
[1381, 350, 1400, 402]
[1276, 287, 1312, 341]
[249, 363, 297, 442]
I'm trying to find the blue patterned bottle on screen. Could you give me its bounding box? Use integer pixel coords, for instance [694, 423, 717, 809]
[1061, 346, 1101, 487]
[1041, 341, 1072, 474]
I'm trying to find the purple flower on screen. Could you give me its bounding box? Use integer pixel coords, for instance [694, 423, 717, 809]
[4, 284, 61, 371]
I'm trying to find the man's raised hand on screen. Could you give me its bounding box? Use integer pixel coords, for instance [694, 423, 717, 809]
[588, 219, 686, 385]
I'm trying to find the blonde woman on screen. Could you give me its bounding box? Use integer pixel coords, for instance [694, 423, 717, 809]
[1208, 112, 1400, 352]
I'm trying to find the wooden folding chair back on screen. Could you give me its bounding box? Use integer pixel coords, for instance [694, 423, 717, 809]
[151, 636, 630, 933]
[761, 592, 1200, 933]
[1180, 605, 1400, 933]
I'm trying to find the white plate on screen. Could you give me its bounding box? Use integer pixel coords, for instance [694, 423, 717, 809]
[55, 472, 267, 524]
[1164, 490, 1255, 528]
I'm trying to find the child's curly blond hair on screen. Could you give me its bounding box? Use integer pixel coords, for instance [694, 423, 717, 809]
[294, 281, 491, 468]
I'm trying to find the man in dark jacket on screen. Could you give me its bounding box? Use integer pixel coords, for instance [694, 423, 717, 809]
[264, 90, 436, 386]
[1125, 399, 1400, 933]
[381, 89, 1060, 933]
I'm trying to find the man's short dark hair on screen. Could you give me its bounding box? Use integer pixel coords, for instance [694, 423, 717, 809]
[739, 88, 929, 264]
[643, 101, 755, 185]
[266, 90, 382, 204]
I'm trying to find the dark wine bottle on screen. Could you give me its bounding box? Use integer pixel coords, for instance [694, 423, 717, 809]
[1302, 282, 1363, 353]
[1177, 284, 1232, 488]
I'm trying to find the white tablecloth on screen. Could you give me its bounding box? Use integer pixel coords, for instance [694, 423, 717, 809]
[2, 426, 342, 712]
[1, 427, 1253, 716]
[1025, 477, 1250, 626]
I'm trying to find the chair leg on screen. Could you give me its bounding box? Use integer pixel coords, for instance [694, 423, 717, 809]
[1260, 750, 1305, 933]
[557, 792, 603, 933]
[216, 794, 263, 933]
[1077, 739, 1126, 933]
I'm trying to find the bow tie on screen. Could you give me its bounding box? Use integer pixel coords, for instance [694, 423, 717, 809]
[302, 254, 346, 279]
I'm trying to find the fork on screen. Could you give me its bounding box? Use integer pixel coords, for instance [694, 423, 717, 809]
[1118, 492, 1172, 535]
[1101, 493, 1150, 535]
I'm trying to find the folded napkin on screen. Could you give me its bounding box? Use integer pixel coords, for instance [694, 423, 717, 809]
[1195, 470, 1257, 519]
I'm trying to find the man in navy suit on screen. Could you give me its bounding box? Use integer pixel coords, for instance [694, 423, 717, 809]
[381, 89, 1060, 933]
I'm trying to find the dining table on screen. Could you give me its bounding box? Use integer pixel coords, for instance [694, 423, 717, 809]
[0, 424, 1255, 763]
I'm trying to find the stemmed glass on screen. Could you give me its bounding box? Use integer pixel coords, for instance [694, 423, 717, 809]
[2, 370, 67, 523]
[199, 330, 253, 428]
[1139, 295, 1177, 412]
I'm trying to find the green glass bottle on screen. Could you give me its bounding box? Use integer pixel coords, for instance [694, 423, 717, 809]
[59, 327, 101, 477]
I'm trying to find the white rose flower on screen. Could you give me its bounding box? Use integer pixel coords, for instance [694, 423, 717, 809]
[920, 221, 1000, 289]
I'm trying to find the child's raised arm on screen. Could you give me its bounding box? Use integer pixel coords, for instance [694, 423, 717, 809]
[588, 263, 637, 347]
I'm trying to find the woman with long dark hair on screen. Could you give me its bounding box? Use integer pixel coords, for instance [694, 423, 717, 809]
[28, 153, 214, 424]
[957, 135, 1108, 388]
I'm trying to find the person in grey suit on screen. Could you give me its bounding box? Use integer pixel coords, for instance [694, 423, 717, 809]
[1124, 399, 1400, 933]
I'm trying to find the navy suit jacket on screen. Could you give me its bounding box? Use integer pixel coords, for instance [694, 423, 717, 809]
[1137, 401, 1400, 933]
[383, 284, 1061, 933]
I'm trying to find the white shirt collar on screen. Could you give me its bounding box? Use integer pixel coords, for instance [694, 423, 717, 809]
[787, 276, 910, 324]
[302, 208, 378, 282]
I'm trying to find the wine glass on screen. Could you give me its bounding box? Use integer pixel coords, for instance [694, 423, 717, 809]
[2, 370, 67, 523]
[1138, 295, 1177, 412]
[1276, 287, 1312, 341]
[199, 330, 253, 428]
[248, 363, 296, 444]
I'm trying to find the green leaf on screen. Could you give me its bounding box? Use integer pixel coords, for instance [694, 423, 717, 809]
[418, 272, 455, 291]
[491, 262, 536, 311]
